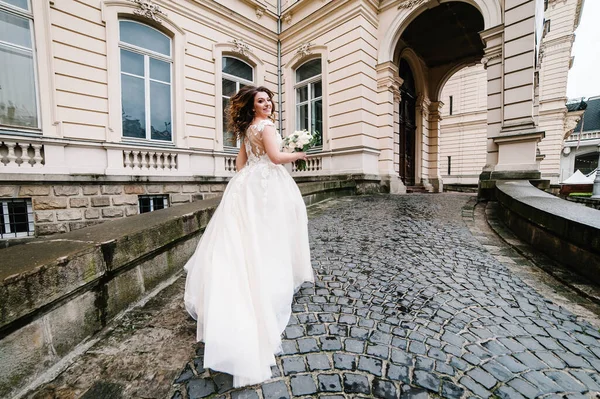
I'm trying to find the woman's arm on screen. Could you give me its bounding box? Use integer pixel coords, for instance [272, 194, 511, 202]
[262, 125, 307, 164]
[236, 141, 248, 172]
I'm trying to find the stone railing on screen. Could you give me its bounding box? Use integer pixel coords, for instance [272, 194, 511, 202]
[291, 155, 323, 174]
[0, 140, 44, 167]
[123, 150, 178, 170]
[224, 155, 236, 173]
[566, 131, 600, 142]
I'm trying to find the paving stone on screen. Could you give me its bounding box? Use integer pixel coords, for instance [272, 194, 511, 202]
[175, 364, 194, 383]
[329, 324, 348, 337]
[508, 377, 539, 399]
[318, 313, 336, 323]
[231, 390, 259, 399]
[282, 356, 306, 375]
[344, 338, 365, 353]
[343, 373, 370, 395]
[187, 378, 217, 399]
[333, 353, 356, 371]
[320, 336, 342, 351]
[317, 374, 342, 392]
[297, 338, 319, 353]
[493, 385, 526, 399]
[367, 343, 389, 359]
[284, 325, 304, 339]
[459, 376, 491, 398]
[467, 367, 497, 390]
[481, 359, 512, 382]
[307, 353, 331, 371]
[569, 370, 600, 391]
[387, 363, 410, 383]
[373, 378, 397, 399]
[350, 327, 370, 339]
[414, 356, 434, 371]
[213, 373, 233, 393]
[306, 324, 327, 336]
[289, 375, 317, 396]
[413, 370, 440, 393]
[357, 355, 383, 376]
[441, 380, 464, 399]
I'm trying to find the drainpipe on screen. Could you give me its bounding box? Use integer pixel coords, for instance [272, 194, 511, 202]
[277, 0, 282, 135]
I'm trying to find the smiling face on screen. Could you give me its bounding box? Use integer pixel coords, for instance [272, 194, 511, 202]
[253, 90, 273, 119]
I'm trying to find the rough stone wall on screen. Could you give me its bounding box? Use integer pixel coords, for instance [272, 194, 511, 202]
[0, 182, 226, 236]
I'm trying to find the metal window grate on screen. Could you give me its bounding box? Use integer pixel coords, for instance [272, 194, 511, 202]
[138, 195, 169, 214]
[0, 198, 34, 239]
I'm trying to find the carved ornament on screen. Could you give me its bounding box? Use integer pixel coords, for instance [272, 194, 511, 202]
[398, 0, 427, 9]
[297, 42, 312, 58]
[231, 39, 252, 55]
[129, 0, 166, 24]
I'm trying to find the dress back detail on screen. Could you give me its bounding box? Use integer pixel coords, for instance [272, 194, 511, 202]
[244, 119, 278, 164]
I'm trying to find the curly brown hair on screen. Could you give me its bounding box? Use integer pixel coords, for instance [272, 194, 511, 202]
[227, 85, 276, 143]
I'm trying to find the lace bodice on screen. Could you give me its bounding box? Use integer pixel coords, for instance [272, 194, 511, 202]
[244, 119, 281, 165]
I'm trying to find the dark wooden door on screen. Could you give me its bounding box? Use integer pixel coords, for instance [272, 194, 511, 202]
[398, 59, 417, 186]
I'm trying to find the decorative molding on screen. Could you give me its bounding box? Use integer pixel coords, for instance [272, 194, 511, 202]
[231, 38, 252, 55]
[284, 13, 292, 25]
[398, 0, 427, 9]
[481, 52, 502, 68]
[256, 7, 264, 19]
[129, 0, 166, 24]
[297, 42, 312, 58]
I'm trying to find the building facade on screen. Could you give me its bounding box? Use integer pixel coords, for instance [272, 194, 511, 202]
[1, 0, 550, 238]
[439, 0, 585, 186]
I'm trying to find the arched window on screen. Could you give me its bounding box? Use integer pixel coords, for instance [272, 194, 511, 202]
[119, 20, 172, 141]
[295, 59, 322, 146]
[0, 0, 38, 129]
[222, 56, 253, 147]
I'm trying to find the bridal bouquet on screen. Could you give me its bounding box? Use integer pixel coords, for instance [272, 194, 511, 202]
[282, 130, 317, 171]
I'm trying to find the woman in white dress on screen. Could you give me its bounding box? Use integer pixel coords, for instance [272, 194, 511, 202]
[183, 85, 315, 388]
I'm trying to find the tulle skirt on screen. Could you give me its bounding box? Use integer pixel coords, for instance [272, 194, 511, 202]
[183, 161, 314, 387]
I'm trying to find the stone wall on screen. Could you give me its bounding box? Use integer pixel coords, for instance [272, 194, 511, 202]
[0, 181, 228, 236]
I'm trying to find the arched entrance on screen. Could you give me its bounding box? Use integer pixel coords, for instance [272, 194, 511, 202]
[398, 59, 417, 186]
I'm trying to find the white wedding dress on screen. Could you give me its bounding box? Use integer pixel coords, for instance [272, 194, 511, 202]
[183, 119, 314, 387]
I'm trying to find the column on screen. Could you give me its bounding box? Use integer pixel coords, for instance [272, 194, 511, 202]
[376, 62, 406, 194]
[427, 101, 444, 192]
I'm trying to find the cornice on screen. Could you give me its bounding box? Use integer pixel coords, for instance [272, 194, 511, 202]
[280, 1, 377, 46]
[168, 0, 278, 53]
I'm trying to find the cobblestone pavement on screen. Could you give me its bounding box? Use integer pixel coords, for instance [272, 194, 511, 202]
[170, 194, 600, 399]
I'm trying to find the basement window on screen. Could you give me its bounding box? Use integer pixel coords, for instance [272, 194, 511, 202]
[139, 195, 169, 214]
[0, 198, 34, 239]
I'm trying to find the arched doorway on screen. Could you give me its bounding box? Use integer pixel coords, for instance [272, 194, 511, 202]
[398, 59, 417, 186]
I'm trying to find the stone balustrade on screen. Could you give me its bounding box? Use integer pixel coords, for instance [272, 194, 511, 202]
[0, 140, 44, 168]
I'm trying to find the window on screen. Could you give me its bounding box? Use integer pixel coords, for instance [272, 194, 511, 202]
[139, 195, 169, 213]
[119, 20, 172, 142]
[1, 198, 33, 238]
[574, 152, 599, 176]
[295, 59, 322, 147]
[0, 0, 39, 129]
[449, 95, 453, 115]
[222, 56, 253, 147]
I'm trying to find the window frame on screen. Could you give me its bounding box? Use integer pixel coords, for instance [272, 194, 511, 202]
[138, 194, 169, 213]
[118, 19, 173, 143]
[0, 0, 41, 131]
[221, 56, 254, 149]
[294, 59, 323, 149]
[0, 198, 34, 239]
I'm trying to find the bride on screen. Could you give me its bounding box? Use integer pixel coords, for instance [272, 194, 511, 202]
[183, 85, 315, 387]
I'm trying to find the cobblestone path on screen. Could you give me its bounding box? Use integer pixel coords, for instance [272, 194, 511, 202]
[171, 194, 600, 399]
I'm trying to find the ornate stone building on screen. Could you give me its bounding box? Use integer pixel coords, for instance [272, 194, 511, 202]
[439, 0, 585, 186]
[0, 0, 554, 238]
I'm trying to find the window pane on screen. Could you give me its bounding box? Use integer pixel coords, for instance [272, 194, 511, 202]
[119, 20, 170, 56]
[222, 57, 253, 81]
[222, 97, 236, 146]
[297, 104, 308, 131]
[121, 74, 145, 138]
[0, 0, 29, 10]
[120, 49, 144, 76]
[296, 59, 321, 83]
[150, 58, 170, 82]
[311, 99, 323, 146]
[296, 85, 308, 103]
[313, 80, 322, 98]
[152, 197, 165, 210]
[8, 200, 28, 233]
[574, 152, 599, 175]
[150, 81, 171, 141]
[222, 78, 236, 97]
[0, 9, 32, 48]
[0, 46, 37, 128]
[139, 197, 151, 213]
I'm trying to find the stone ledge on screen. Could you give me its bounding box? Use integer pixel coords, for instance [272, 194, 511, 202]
[0, 176, 361, 398]
[495, 181, 600, 285]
